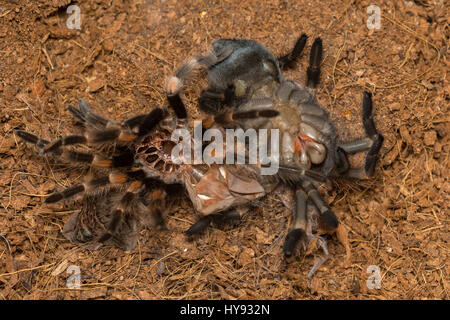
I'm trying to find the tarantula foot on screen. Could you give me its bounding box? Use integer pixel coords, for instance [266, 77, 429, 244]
[365, 133, 384, 177]
[283, 228, 308, 257]
[319, 209, 339, 231]
[185, 215, 213, 236]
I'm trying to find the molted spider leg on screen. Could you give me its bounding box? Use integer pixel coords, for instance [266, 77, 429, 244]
[337, 91, 384, 178]
[301, 180, 338, 231]
[307, 234, 329, 290]
[334, 147, 350, 174]
[198, 87, 227, 114]
[278, 34, 308, 70]
[283, 189, 309, 257]
[306, 38, 322, 88]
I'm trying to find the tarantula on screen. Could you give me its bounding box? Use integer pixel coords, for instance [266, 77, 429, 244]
[14, 47, 317, 252]
[166, 34, 384, 281]
[14, 33, 383, 286]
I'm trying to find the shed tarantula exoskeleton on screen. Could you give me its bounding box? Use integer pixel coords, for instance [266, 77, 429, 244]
[14, 49, 316, 251]
[166, 34, 384, 279]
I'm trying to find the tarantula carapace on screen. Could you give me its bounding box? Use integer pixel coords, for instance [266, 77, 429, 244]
[166, 34, 384, 281]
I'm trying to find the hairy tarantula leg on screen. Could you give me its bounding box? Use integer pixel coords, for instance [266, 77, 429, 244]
[198, 87, 229, 114]
[68, 101, 149, 132]
[306, 38, 323, 88]
[275, 165, 328, 184]
[307, 235, 329, 290]
[66, 99, 112, 129]
[185, 215, 213, 236]
[14, 130, 50, 150]
[98, 181, 143, 244]
[15, 129, 136, 168]
[278, 34, 308, 70]
[210, 209, 242, 226]
[283, 189, 309, 257]
[301, 180, 338, 230]
[45, 172, 131, 203]
[185, 209, 241, 236]
[165, 48, 233, 119]
[25, 108, 166, 155]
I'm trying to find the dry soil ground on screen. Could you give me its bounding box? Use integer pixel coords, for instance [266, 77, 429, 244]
[0, 0, 448, 299]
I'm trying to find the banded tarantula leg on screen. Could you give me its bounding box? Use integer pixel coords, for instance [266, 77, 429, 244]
[278, 34, 308, 70]
[15, 129, 136, 168]
[14, 130, 50, 150]
[17, 108, 167, 156]
[337, 91, 384, 178]
[68, 99, 153, 132]
[301, 180, 338, 231]
[45, 172, 135, 203]
[306, 38, 323, 88]
[283, 189, 309, 257]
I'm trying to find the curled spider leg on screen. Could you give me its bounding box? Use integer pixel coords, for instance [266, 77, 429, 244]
[306, 38, 322, 88]
[336, 91, 384, 179]
[283, 189, 308, 257]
